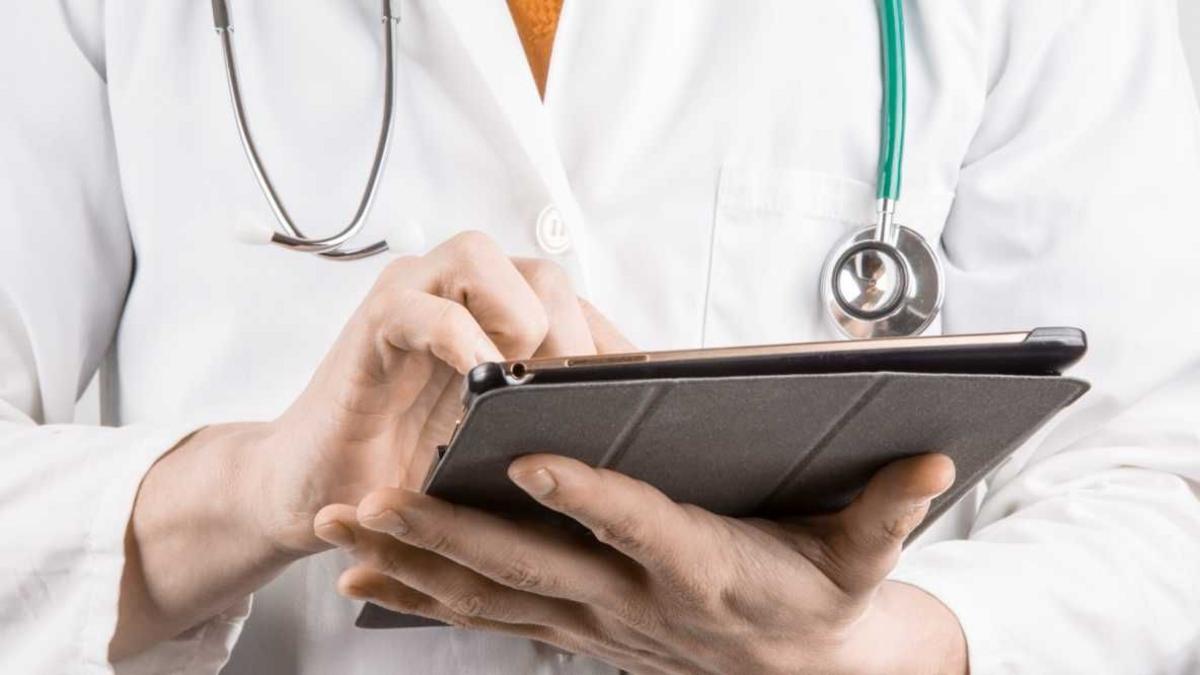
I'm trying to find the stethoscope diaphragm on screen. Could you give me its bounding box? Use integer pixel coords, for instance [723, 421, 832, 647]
[821, 224, 943, 339]
[830, 240, 909, 321]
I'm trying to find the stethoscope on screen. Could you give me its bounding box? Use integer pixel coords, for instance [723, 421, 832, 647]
[210, 0, 943, 338]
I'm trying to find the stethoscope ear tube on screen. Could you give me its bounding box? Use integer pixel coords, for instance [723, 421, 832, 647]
[214, 0, 945, 334]
[211, 0, 231, 31]
[214, 0, 399, 259]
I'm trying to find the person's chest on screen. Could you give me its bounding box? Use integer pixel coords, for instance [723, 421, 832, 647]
[99, 0, 987, 424]
[100, 7, 986, 663]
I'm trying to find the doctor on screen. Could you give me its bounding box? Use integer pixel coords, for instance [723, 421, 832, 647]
[2, 1, 1199, 673]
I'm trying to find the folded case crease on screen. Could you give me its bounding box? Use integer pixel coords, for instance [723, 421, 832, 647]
[358, 370, 1090, 629]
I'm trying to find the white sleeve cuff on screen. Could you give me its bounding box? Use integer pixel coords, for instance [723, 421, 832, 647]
[92, 424, 254, 675]
[112, 595, 252, 675]
[0, 421, 252, 675]
[889, 516, 1200, 675]
[75, 424, 199, 672]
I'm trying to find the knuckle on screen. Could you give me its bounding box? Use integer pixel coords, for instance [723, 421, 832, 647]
[661, 565, 712, 608]
[510, 308, 550, 350]
[445, 590, 488, 618]
[413, 504, 461, 556]
[359, 289, 392, 331]
[391, 286, 427, 309]
[380, 592, 422, 614]
[884, 502, 929, 542]
[380, 255, 421, 283]
[371, 546, 410, 578]
[613, 597, 659, 633]
[431, 299, 473, 336]
[497, 558, 544, 591]
[717, 585, 760, 623]
[419, 528, 456, 557]
[442, 612, 475, 629]
[448, 230, 499, 260]
[814, 535, 852, 582]
[814, 533, 885, 600]
[426, 303, 476, 356]
[523, 258, 573, 297]
[882, 516, 910, 541]
[362, 286, 418, 334]
[594, 513, 648, 552]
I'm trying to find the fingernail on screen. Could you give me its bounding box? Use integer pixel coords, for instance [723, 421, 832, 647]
[510, 468, 557, 498]
[316, 520, 355, 548]
[362, 508, 410, 536]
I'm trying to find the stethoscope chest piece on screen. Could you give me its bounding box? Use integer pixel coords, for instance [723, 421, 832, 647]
[821, 223, 943, 339]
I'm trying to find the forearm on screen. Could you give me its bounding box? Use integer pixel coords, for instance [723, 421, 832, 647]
[109, 422, 301, 661]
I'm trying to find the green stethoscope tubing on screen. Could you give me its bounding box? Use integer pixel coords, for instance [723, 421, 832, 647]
[876, 0, 906, 203]
[215, 0, 939, 337]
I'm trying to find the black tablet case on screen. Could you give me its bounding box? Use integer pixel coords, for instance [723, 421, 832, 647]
[357, 371, 1089, 629]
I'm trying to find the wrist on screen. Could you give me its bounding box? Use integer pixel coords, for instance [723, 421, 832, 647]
[232, 420, 330, 561]
[171, 423, 291, 557]
[840, 581, 968, 675]
[114, 420, 304, 659]
[171, 421, 315, 563]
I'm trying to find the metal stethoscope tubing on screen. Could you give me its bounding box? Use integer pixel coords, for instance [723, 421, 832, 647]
[211, 0, 398, 260]
[820, 0, 945, 338]
[212, 0, 944, 337]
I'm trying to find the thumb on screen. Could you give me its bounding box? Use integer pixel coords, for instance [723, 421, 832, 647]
[824, 454, 955, 596]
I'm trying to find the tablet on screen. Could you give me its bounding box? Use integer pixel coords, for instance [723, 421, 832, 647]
[359, 327, 1090, 629]
[426, 326, 1088, 521]
[465, 326, 1086, 399]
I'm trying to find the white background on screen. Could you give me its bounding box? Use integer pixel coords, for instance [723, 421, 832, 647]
[71, 6, 1200, 424]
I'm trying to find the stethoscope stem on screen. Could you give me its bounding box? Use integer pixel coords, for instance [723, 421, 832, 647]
[874, 198, 899, 247]
[821, 0, 945, 339]
[213, 0, 399, 259]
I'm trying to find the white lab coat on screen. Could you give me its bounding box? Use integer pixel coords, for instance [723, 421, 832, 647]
[1, 1, 1198, 673]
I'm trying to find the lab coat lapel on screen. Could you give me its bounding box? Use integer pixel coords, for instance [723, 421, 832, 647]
[434, 0, 568, 196]
[434, 0, 592, 289]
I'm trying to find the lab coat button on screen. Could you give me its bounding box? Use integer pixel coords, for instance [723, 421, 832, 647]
[535, 205, 571, 254]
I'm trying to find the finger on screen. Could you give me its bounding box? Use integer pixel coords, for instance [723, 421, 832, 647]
[316, 283, 486, 424]
[507, 454, 703, 573]
[351, 488, 639, 612]
[359, 358, 459, 488]
[338, 565, 569, 639]
[329, 232, 545, 399]
[512, 258, 595, 357]
[578, 297, 636, 354]
[405, 371, 467, 485]
[823, 454, 956, 595]
[369, 287, 502, 375]
[316, 508, 595, 631]
[337, 567, 666, 674]
[422, 232, 550, 359]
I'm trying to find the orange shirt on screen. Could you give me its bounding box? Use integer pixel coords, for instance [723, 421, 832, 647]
[507, 0, 564, 98]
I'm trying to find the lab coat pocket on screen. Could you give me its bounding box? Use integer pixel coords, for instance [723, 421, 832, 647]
[703, 167, 954, 346]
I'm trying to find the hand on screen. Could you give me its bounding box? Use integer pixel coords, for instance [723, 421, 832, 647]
[246, 231, 632, 556]
[314, 453, 967, 675]
[110, 231, 634, 659]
